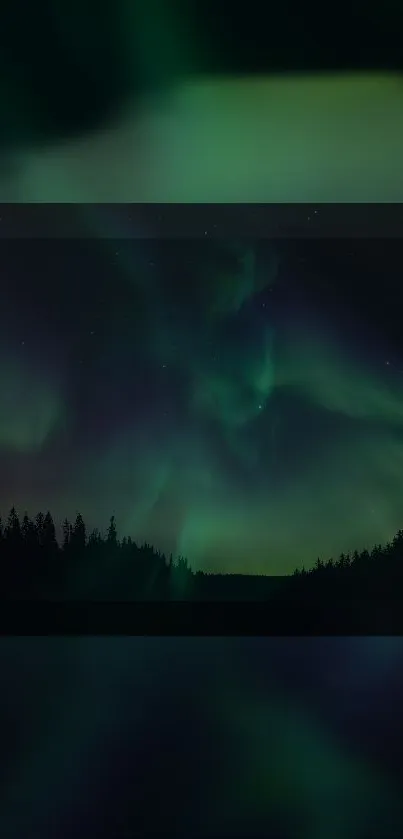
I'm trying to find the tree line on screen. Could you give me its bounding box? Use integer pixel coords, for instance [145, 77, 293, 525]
[1, 505, 403, 606]
[290, 529, 403, 598]
[0, 506, 193, 600]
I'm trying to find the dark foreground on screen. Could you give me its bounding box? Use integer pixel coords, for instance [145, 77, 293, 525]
[1, 594, 403, 635]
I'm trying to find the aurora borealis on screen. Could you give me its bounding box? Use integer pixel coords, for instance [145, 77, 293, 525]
[3, 1, 403, 203]
[5, 73, 403, 203]
[2, 205, 403, 575]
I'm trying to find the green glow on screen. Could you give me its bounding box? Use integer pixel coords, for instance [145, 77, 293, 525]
[3, 239, 403, 575]
[212, 687, 401, 839]
[0, 360, 63, 453]
[55, 244, 403, 574]
[280, 324, 403, 424]
[9, 74, 403, 201]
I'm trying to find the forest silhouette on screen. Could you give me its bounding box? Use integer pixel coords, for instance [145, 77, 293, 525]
[1, 506, 403, 632]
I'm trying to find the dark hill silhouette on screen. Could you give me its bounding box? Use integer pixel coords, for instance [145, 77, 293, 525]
[1, 506, 403, 632]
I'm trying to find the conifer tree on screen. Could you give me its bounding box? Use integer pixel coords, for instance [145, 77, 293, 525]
[43, 511, 58, 553]
[72, 513, 86, 551]
[107, 515, 117, 546]
[62, 518, 71, 552]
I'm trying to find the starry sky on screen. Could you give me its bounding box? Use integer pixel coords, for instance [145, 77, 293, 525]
[2, 204, 403, 575]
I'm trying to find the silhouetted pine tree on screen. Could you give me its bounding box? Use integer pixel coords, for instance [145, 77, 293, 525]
[43, 511, 58, 554]
[62, 518, 71, 552]
[71, 513, 86, 552]
[5, 507, 22, 550]
[337, 552, 348, 570]
[22, 513, 37, 552]
[88, 528, 102, 548]
[392, 529, 403, 553]
[352, 549, 360, 566]
[107, 515, 118, 547]
[35, 512, 45, 547]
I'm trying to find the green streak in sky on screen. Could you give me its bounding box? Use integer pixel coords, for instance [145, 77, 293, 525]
[9, 74, 403, 201]
[0, 360, 62, 453]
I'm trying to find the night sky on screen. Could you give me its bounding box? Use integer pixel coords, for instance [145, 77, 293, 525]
[2, 3, 403, 202]
[2, 205, 403, 575]
[5, 71, 403, 203]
